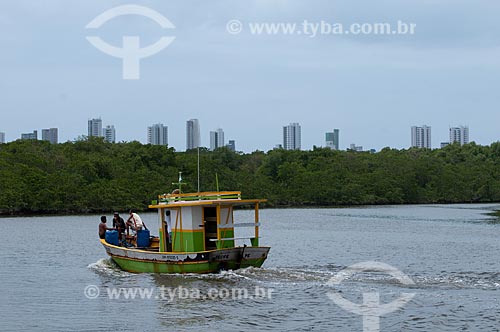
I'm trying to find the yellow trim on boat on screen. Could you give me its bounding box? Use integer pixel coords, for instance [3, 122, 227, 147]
[100, 239, 271, 255]
[149, 199, 266, 209]
[172, 229, 204, 233]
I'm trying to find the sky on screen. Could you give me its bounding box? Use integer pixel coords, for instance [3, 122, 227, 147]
[0, 0, 499, 152]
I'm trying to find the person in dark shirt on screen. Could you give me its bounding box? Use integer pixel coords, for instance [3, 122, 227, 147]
[112, 212, 126, 240]
[98, 216, 114, 239]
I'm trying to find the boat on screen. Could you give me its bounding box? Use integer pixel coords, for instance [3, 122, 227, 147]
[100, 190, 270, 273]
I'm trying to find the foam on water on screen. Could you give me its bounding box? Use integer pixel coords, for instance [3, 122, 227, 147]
[88, 258, 132, 277]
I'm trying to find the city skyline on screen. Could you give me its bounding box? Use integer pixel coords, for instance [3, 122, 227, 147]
[0, 120, 482, 152]
[0, 118, 488, 152]
[1, 1, 498, 152]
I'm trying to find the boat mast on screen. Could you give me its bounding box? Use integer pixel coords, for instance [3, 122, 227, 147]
[197, 146, 200, 193]
[172, 172, 186, 193]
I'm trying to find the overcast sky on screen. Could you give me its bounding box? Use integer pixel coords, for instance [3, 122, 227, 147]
[1, 0, 499, 151]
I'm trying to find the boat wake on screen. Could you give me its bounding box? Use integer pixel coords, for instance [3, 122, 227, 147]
[87, 258, 131, 277]
[212, 265, 500, 291]
[87, 260, 500, 291]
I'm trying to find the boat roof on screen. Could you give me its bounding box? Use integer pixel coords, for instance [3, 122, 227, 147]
[148, 191, 266, 209]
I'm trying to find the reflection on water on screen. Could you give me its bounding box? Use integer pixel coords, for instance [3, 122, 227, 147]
[1, 204, 500, 331]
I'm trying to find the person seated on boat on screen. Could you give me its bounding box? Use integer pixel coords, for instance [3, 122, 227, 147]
[112, 212, 126, 240]
[126, 210, 144, 234]
[98, 216, 114, 239]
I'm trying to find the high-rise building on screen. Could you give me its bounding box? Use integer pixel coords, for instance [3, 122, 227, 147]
[186, 119, 201, 150]
[21, 130, 38, 140]
[103, 125, 116, 143]
[147, 123, 168, 146]
[411, 125, 431, 149]
[325, 129, 340, 150]
[0, 132, 5, 144]
[283, 123, 301, 150]
[449, 126, 469, 146]
[41, 128, 58, 144]
[227, 140, 236, 152]
[88, 118, 103, 138]
[210, 128, 225, 151]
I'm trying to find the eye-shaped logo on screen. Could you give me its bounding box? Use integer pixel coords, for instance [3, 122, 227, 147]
[327, 261, 416, 332]
[85, 4, 176, 80]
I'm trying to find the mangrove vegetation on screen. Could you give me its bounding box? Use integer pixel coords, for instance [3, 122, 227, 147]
[1, 138, 500, 214]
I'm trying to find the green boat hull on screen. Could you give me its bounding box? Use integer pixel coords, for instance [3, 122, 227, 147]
[102, 240, 269, 274]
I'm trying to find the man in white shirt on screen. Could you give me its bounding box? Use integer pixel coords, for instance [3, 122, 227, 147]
[126, 210, 144, 234]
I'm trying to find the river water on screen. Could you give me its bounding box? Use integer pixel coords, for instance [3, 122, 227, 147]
[1, 204, 500, 331]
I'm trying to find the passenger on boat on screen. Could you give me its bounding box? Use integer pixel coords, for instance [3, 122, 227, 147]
[113, 212, 126, 240]
[126, 210, 144, 234]
[98, 216, 114, 239]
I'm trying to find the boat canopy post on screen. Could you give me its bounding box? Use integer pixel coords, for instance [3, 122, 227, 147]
[251, 203, 259, 247]
[158, 208, 166, 252]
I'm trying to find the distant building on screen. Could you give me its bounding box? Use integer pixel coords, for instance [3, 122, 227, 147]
[283, 123, 301, 150]
[186, 119, 200, 150]
[325, 129, 340, 150]
[227, 140, 236, 152]
[274, 144, 283, 149]
[21, 130, 38, 140]
[210, 128, 225, 151]
[0, 132, 5, 144]
[88, 118, 103, 138]
[411, 125, 431, 149]
[349, 143, 363, 152]
[41, 128, 58, 144]
[103, 125, 116, 143]
[449, 126, 469, 146]
[147, 123, 168, 146]
[440, 142, 450, 148]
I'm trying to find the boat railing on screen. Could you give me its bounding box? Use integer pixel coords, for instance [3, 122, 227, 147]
[158, 191, 242, 203]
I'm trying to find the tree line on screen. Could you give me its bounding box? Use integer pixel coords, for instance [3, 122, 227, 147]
[1, 137, 500, 215]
